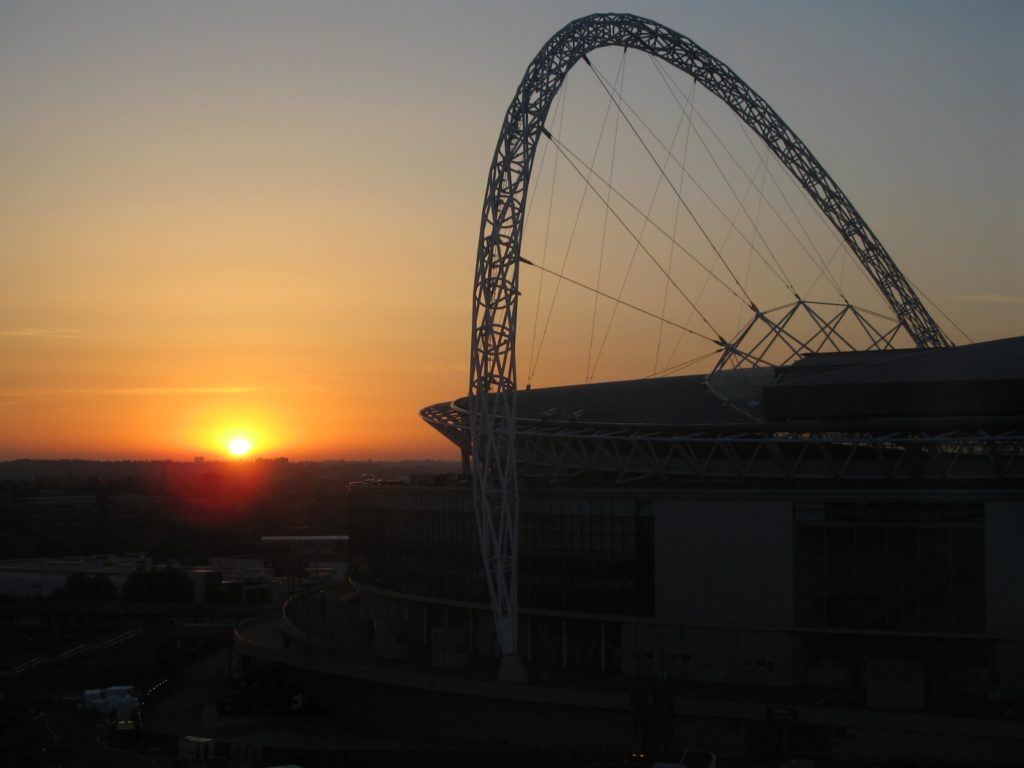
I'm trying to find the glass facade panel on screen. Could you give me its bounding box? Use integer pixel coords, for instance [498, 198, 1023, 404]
[351, 487, 654, 616]
[793, 500, 984, 633]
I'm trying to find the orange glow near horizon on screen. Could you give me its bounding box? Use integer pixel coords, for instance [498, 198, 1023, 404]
[205, 419, 268, 461]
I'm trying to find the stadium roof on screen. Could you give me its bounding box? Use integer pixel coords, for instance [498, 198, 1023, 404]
[443, 336, 1024, 432]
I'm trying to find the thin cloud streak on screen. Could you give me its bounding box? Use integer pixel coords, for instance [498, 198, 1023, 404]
[951, 294, 1024, 304]
[0, 386, 255, 407]
[0, 328, 86, 339]
[113, 387, 256, 396]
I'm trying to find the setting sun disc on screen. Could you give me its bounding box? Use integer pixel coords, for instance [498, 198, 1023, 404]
[228, 437, 252, 457]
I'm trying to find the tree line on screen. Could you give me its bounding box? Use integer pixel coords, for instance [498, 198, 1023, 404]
[50, 568, 193, 603]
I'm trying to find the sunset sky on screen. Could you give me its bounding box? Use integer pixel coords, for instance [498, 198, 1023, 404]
[2, 1, 1021, 461]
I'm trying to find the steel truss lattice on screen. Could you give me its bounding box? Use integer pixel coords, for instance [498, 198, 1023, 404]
[712, 300, 903, 375]
[468, 13, 949, 677]
[426, 401, 1023, 486]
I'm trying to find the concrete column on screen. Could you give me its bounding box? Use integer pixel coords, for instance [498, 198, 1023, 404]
[601, 620, 606, 672]
[562, 618, 568, 668]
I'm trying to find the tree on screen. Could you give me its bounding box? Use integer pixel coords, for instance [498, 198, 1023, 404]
[53, 572, 118, 601]
[122, 568, 193, 603]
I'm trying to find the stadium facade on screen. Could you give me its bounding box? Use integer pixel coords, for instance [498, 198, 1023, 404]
[340, 335, 1024, 759]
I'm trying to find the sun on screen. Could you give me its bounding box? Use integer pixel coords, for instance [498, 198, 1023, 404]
[228, 436, 252, 457]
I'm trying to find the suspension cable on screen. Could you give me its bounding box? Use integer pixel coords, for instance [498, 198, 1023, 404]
[645, 59, 803, 295]
[802, 239, 847, 298]
[588, 50, 628, 383]
[656, 76, 697, 375]
[652, 58, 835, 296]
[659, 58, 857, 303]
[583, 55, 756, 308]
[646, 348, 721, 379]
[738, 128, 850, 299]
[519, 255, 721, 345]
[909, 277, 973, 344]
[525, 86, 564, 386]
[737, 157, 768, 333]
[543, 129, 731, 339]
[543, 132, 749, 307]
[528, 63, 627, 383]
[590, 60, 699, 380]
[618, 60, 799, 294]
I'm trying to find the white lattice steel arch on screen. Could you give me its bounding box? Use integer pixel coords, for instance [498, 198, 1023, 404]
[469, 12, 948, 681]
